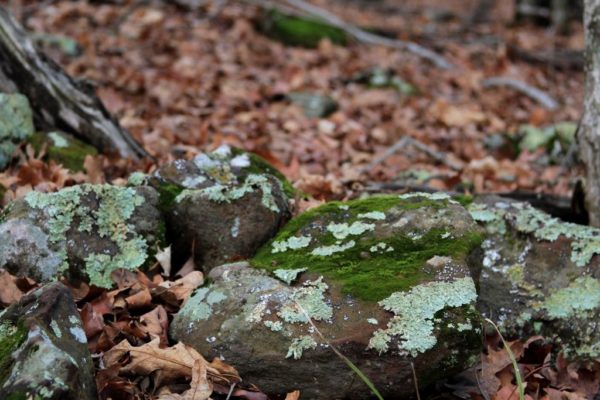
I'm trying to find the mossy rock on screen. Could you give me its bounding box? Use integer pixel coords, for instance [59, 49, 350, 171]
[469, 195, 600, 360]
[0, 282, 96, 399]
[252, 192, 484, 302]
[0, 184, 163, 288]
[148, 145, 292, 271]
[28, 131, 97, 172]
[259, 9, 348, 48]
[171, 193, 484, 398]
[0, 93, 35, 171]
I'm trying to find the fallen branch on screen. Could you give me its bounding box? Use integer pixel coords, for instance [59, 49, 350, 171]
[273, 0, 453, 69]
[0, 6, 148, 159]
[481, 77, 559, 110]
[362, 136, 463, 173]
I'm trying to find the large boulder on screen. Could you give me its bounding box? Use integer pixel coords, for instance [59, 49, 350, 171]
[469, 196, 600, 360]
[171, 193, 484, 399]
[0, 282, 96, 399]
[0, 183, 163, 288]
[148, 145, 292, 272]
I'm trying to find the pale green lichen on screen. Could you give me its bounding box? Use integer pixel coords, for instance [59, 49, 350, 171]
[310, 240, 355, 256]
[272, 236, 312, 253]
[127, 172, 148, 186]
[326, 221, 375, 240]
[24, 184, 149, 288]
[178, 288, 227, 327]
[369, 242, 394, 253]
[273, 267, 307, 285]
[367, 318, 378, 325]
[264, 320, 283, 332]
[534, 276, 600, 319]
[279, 277, 332, 323]
[286, 335, 317, 359]
[176, 173, 281, 212]
[49, 320, 62, 338]
[0, 93, 34, 169]
[47, 132, 68, 148]
[470, 201, 600, 267]
[399, 192, 459, 204]
[357, 211, 386, 220]
[368, 277, 477, 356]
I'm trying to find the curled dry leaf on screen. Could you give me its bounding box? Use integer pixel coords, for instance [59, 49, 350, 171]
[158, 359, 213, 400]
[156, 245, 172, 276]
[284, 390, 301, 400]
[104, 337, 216, 383]
[159, 271, 204, 303]
[0, 269, 28, 306]
[140, 305, 169, 346]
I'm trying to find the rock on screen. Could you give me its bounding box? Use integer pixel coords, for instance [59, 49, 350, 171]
[0, 183, 163, 287]
[148, 145, 292, 272]
[28, 131, 98, 171]
[0, 282, 96, 399]
[287, 92, 338, 118]
[171, 193, 484, 399]
[0, 93, 35, 170]
[353, 68, 419, 96]
[259, 9, 347, 48]
[468, 196, 600, 359]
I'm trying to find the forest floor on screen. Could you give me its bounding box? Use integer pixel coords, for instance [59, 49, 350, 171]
[0, 0, 595, 399]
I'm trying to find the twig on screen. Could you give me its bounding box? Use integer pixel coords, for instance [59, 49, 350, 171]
[481, 77, 559, 110]
[362, 136, 463, 173]
[274, 0, 453, 69]
[410, 362, 421, 400]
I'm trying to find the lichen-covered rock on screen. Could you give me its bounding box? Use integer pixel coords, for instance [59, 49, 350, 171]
[148, 145, 292, 271]
[171, 193, 484, 399]
[0, 282, 96, 399]
[469, 196, 600, 359]
[287, 92, 338, 118]
[0, 183, 163, 287]
[0, 93, 35, 170]
[28, 131, 98, 171]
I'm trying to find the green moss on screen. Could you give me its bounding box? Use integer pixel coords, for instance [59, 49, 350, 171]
[260, 9, 347, 48]
[252, 195, 483, 301]
[453, 194, 474, 207]
[0, 321, 27, 386]
[231, 148, 296, 198]
[28, 131, 97, 172]
[6, 391, 28, 400]
[155, 182, 184, 212]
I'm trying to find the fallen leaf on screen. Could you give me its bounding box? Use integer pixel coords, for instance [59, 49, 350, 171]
[156, 245, 172, 276]
[285, 390, 301, 400]
[158, 359, 213, 400]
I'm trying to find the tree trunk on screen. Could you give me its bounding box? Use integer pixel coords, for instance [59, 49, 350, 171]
[0, 6, 148, 159]
[579, 0, 600, 226]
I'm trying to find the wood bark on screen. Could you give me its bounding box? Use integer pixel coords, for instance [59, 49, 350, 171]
[579, 0, 600, 226]
[0, 6, 148, 159]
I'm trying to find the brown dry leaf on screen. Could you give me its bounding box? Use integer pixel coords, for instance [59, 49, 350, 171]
[431, 100, 487, 127]
[158, 359, 213, 400]
[104, 337, 213, 383]
[176, 256, 197, 277]
[156, 245, 172, 276]
[284, 390, 301, 400]
[84, 155, 105, 184]
[0, 269, 26, 306]
[160, 271, 204, 303]
[140, 305, 169, 346]
[125, 287, 152, 309]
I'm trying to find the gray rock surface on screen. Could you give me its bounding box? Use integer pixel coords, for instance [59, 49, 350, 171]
[149, 145, 292, 272]
[0, 183, 163, 288]
[0, 282, 96, 399]
[469, 195, 600, 359]
[171, 193, 484, 399]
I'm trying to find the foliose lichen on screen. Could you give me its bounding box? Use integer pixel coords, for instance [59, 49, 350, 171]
[273, 267, 307, 285]
[469, 201, 600, 267]
[278, 277, 332, 324]
[23, 184, 149, 288]
[368, 277, 478, 356]
[286, 335, 318, 359]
